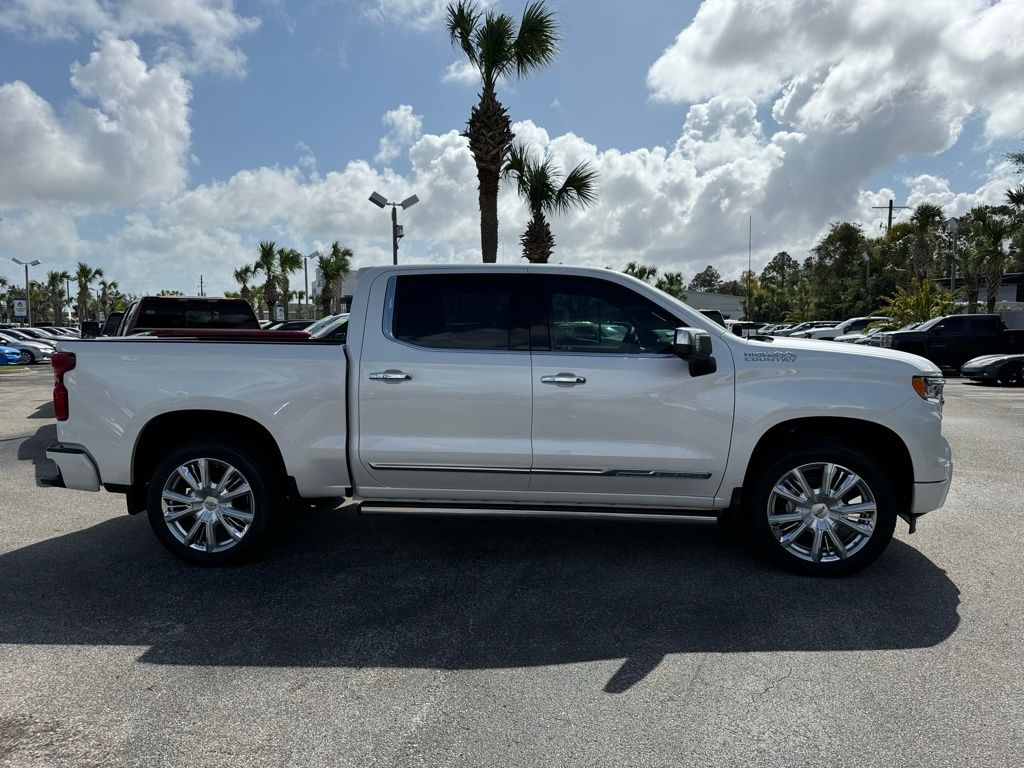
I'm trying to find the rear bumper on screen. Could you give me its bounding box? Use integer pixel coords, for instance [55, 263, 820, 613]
[45, 443, 101, 492]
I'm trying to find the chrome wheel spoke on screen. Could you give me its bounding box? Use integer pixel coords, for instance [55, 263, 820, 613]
[217, 510, 245, 541]
[204, 519, 218, 552]
[825, 527, 848, 559]
[221, 484, 251, 501]
[830, 470, 859, 501]
[768, 509, 805, 525]
[183, 518, 203, 545]
[215, 466, 237, 494]
[809, 527, 824, 562]
[838, 501, 876, 515]
[791, 468, 816, 502]
[820, 463, 836, 497]
[772, 484, 805, 505]
[221, 506, 253, 524]
[834, 515, 873, 537]
[198, 458, 210, 489]
[162, 490, 196, 506]
[164, 507, 194, 523]
[177, 465, 202, 493]
[779, 519, 810, 547]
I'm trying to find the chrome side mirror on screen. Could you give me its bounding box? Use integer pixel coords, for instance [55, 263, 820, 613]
[673, 327, 713, 358]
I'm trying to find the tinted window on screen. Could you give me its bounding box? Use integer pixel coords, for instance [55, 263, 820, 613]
[538, 276, 680, 354]
[135, 299, 258, 329]
[969, 315, 1002, 333]
[933, 316, 967, 333]
[392, 274, 529, 351]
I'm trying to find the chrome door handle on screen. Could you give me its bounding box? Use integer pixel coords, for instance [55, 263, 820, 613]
[369, 370, 412, 381]
[540, 373, 586, 384]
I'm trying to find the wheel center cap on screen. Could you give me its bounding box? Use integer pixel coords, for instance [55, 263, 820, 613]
[203, 496, 218, 510]
[811, 502, 829, 519]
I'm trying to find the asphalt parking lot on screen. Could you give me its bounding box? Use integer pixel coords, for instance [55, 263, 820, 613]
[1, 367, 1022, 768]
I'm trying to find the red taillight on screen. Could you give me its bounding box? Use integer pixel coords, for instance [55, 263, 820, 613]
[52, 351, 76, 422]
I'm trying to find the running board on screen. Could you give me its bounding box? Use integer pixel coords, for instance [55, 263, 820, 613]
[358, 501, 718, 524]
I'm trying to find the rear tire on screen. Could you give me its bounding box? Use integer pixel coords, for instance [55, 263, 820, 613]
[145, 439, 281, 565]
[748, 441, 897, 576]
[999, 362, 1023, 387]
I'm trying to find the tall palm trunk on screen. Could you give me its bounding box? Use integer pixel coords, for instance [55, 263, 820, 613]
[521, 211, 555, 263]
[466, 88, 514, 263]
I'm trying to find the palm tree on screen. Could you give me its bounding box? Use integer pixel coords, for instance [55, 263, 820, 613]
[233, 265, 256, 308]
[445, 1, 559, 263]
[45, 270, 71, 323]
[74, 262, 103, 321]
[1007, 185, 1024, 271]
[502, 143, 598, 263]
[317, 242, 352, 316]
[622, 262, 658, 284]
[973, 210, 1010, 312]
[0, 276, 8, 322]
[655, 271, 686, 300]
[906, 203, 944, 280]
[98, 279, 118, 318]
[253, 241, 279, 320]
[276, 247, 302, 319]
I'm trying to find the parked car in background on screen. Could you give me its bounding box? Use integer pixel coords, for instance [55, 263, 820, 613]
[266, 319, 315, 331]
[0, 344, 22, 366]
[961, 353, 1024, 386]
[0, 330, 53, 364]
[727, 321, 765, 338]
[698, 309, 727, 327]
[803, 316, 894, 341]
[100, 312, 124, 336]
[114, 296, 261, 336]
[772, 321, 838, 337]
[310, 314, 350, 342]
[883, 314, 1024, 370]
[858, 322, 919, 346]
[17, 327, 77, 343]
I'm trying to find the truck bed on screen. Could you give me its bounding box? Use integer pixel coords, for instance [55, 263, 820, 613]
[53, 337, 350, 498]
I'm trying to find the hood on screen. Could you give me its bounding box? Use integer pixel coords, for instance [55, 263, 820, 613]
[742, 335, 941, 375]
[964, 353, 1024, 366]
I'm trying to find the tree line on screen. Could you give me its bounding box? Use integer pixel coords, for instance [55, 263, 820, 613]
[0, 262, 127, 324]
[229, 241, 352, 319]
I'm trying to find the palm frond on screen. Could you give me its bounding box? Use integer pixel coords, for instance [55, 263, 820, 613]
[475, 11, 515, 90]
[445, 1, 480, 68]
[1006, 185, 1024, 210]
[513, 1, 559, 78]
[550, 161, 599, 215]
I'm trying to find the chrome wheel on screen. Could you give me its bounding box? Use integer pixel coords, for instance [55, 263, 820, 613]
[19, 350, 32, 364]
[160, 458, 255, 553]
[767, 462, 877, 563]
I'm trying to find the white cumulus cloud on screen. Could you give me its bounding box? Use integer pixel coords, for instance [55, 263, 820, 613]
[375, 105, 424, 165]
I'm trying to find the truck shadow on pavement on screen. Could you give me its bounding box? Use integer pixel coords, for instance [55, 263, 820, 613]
[0, 498, 960, 693]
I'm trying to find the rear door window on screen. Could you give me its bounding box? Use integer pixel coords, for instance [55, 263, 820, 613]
[391, 274, 529, 351]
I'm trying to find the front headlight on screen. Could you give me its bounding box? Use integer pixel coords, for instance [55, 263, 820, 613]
[912, 375, 944, 404]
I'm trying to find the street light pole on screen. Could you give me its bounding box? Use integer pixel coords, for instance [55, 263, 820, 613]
[11, 257, 41, 325]
[304, 251, 317, 319]
[369, 191, 419, 265]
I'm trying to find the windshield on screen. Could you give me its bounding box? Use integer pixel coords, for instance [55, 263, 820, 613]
[915, 317, 943, 331]
[306, 314, 343, 335]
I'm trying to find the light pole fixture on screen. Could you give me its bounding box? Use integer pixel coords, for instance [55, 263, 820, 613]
[369, 191, 419, 265]
[11, 257, 41, 325]
[304, 251, 318, 319]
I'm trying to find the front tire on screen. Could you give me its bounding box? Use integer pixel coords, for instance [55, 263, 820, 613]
[20, 350, 34, 365]
[145, 440, 280, 565]
[748, 441, 897, 576]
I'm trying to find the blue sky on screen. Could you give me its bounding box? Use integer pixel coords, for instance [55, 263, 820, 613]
[1, 0, 1021, 296]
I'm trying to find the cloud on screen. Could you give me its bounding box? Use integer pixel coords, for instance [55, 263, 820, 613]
[0, 0, 260, 76]
[0, 36, 191, 209]
[363, 0, 494, 32]
[441, 59, 478, 85]
[375, 105, 424, 165]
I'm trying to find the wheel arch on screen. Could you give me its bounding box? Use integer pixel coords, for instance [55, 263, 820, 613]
[741, 416, 914, 521]
[130, 409, 288, 513]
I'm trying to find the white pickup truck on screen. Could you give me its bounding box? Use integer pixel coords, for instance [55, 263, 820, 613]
[46, 265, 952, 575]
